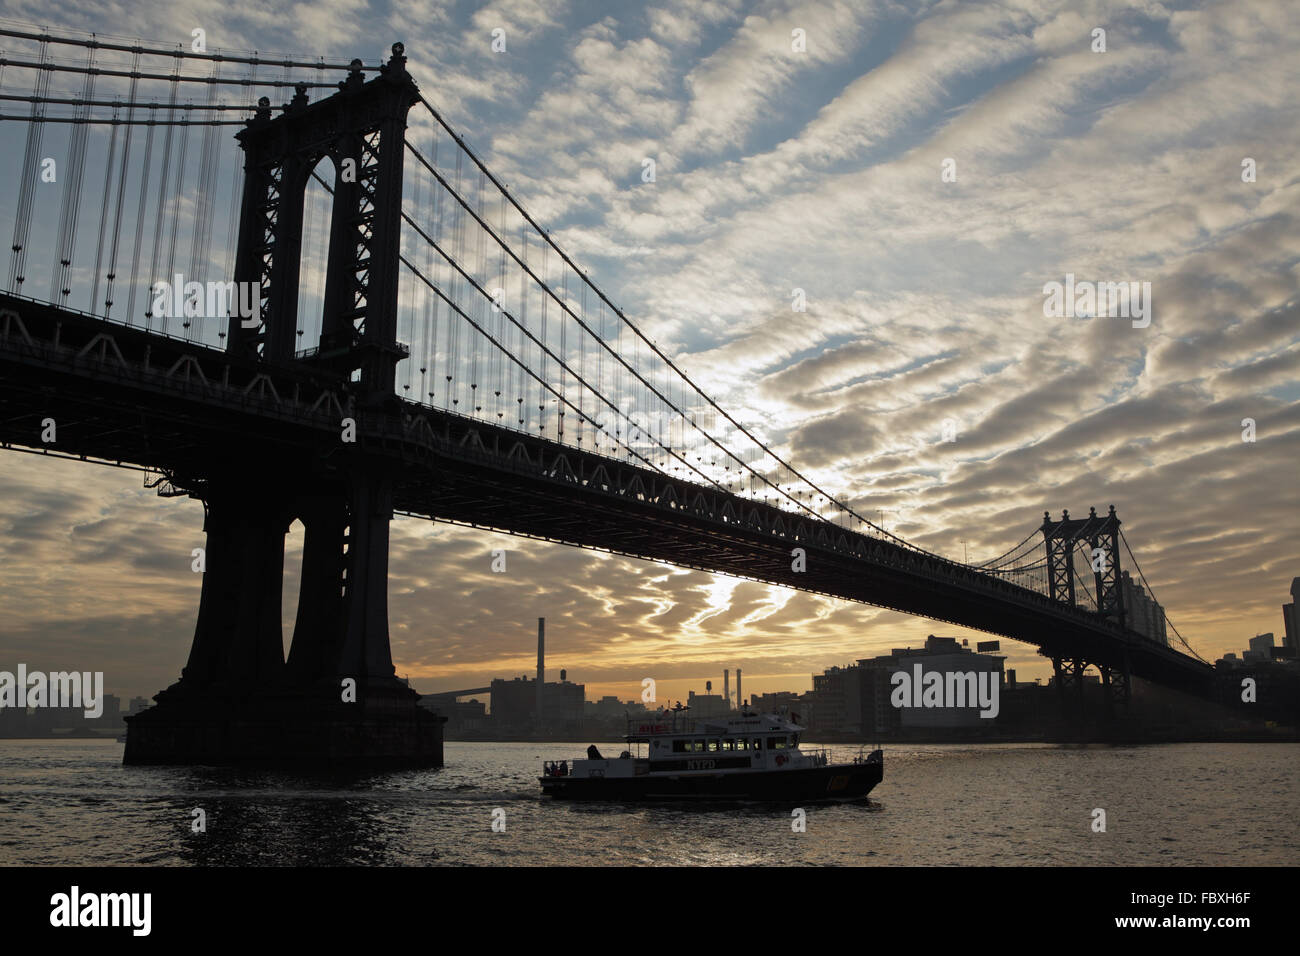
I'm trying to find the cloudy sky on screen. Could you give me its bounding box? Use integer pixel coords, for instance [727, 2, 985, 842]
[0, 0, 1296, 707]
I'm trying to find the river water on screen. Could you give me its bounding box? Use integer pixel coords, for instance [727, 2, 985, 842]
[0, 739, 1295, 866]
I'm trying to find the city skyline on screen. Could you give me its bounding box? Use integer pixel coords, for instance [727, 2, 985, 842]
[0, 0, 1297, 705]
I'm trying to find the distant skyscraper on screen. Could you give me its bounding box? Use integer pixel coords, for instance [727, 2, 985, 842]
[1283, 578, 1299, 658]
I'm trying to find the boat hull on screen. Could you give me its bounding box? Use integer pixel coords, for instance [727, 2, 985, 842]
[539, 758, 882, 802]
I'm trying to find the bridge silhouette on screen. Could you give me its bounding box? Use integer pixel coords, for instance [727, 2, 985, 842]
[0, 31, 1215, 765]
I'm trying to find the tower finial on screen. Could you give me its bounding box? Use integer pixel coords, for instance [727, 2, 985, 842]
[381, 41, 411, 83]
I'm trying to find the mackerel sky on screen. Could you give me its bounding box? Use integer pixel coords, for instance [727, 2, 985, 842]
[0, 0, 1296, 705]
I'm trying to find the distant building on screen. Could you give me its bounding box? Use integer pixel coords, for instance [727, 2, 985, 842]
[489, 674, 585, 731]
[542, 676, 586, 727]
[686, 690, 728, 717]
[1245, 633, 1275, 663]
[1120, 571, 1167, 645]
[1282, 578, 1299, 658]
[585, 697, 649, 719]
[98, 694, 123, 730]
[430, 698, 487, 734]
[588, 696, 625, 720]
[810, 665, 862, 734]
[869, 635, 1004, 732]
[805, 636, 1007, 735]
[1213, 637, 1300, 726]
[749, 691, 801, 715]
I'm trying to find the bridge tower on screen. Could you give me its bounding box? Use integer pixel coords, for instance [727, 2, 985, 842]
[124, 45, 443, 766]
[1041, 506, 1133, 727]
[1041, 506, 1125, 626]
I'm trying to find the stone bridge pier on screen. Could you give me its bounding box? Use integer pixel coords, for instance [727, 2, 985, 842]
[123, 467, 444, 767]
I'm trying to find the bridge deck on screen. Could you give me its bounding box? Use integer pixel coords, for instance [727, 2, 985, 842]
[0, 293, 1215, 698]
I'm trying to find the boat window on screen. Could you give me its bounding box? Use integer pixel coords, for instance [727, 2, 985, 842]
[707, 740, 720, 752]
[768, 737, 788, 749]
[752, 738, 761, 750]
[672, 740, 688, 753]
[693, 740, 706, 752]
[722, 739, 734, 751]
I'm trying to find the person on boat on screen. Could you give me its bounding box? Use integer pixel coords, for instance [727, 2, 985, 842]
[559, 760, 567, 776]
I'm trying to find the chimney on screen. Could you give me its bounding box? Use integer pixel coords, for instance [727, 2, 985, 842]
[724, 670, 730, 707]
[536, 617, 545, 728]
[736, 669, 742, 710]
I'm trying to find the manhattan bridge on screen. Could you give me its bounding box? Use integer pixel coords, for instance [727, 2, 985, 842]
[0, 29, 1217, 764]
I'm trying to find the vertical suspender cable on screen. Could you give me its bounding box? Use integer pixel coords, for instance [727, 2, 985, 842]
[430, 129, 442, 403]
[125, 107, 156, 324]
[102, 53, 141, 318]
[8, 37, 50, 294]
[164, 96, 192, 334]
[539, 241, 548, 432]
[90, 104, 121, 313]
[470, 167, 484, 412]
[185, 60, 222, 338]
[446, 149, 463, 407]
[512, 223, 522, 421]
[494, 184, 507, 420]
[221, 61, 253, 341]
[144, 54, 181, 328]
[50, 45, 97, 304]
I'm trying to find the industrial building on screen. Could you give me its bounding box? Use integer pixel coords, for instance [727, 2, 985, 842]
[488, 672, 585, 732]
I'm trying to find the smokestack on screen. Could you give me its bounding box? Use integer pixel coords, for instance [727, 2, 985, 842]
[706, 680, 712, 693]
[724, 670, 730, 708]
[736, 669, 742, 710]
[537, 617, 545, 728]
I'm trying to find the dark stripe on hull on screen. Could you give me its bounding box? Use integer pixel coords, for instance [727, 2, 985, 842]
[539, 761, 883, 802]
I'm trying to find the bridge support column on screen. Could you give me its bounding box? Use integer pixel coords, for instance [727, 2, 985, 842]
[1100, 656, 1132, 715]
[339, 468, 400, 681]
[284, 494, 348, 684]
[125, 472, 443, 768]
[175, 481, 290, 690]
[1052, 657, 1087, 728]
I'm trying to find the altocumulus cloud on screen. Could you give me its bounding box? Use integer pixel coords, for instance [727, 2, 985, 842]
[0, 0, 1296, 701]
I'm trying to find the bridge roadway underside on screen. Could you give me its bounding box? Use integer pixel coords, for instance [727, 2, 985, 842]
[0, 296, 1216, 705]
